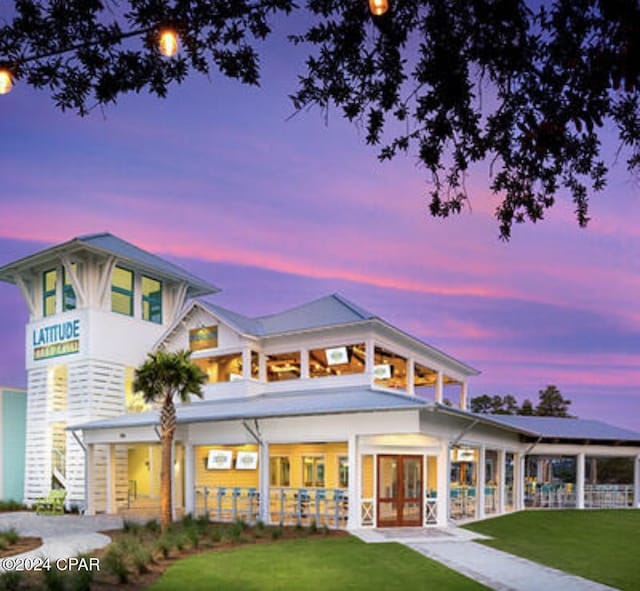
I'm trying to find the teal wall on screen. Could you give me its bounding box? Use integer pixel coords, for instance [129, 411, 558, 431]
[2, 389, 26, 502]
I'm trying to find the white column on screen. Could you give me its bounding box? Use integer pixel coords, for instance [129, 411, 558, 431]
[477, 446, 486, 520]
[516, 454, 526, 511]
[436, 442, 449, 526]
[184, 443, 195, 515]
[300, 349, 309, 379]
[576, 452, 585, 509]
[435, 371, 443, 404]
[634, 455, 640, 509]
[259, 353, 267, 382]
[497, 449, 506, 514]
[259, 442, 270, 524]
[365, 339, 375, 381]
[106, 444, 113, 514]
[407, 359, 415, 396]
[86, 444, 95, 515]
[459, 382, 468, 410]
[242, 349, 251, 380]
[347, 434, 359, 529]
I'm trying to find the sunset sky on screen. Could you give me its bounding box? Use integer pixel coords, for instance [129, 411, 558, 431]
[1, 26, 639, 431]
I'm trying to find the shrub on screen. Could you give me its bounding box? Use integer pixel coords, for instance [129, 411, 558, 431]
[256, 519, 265, 532]
[308, 519, 318, 534]
[0, 571, 25, 591]
[155, 534, 173, 560]
[0, 501, 27, 513]
[195, 514, 210, 535]
[174, 533, 190, 552]
[123, 520, 143, 537]
[103, 544, 130, 584]
[66, 553, 95, 591]
[131, 545, 153, 574]
[295, 520, 304, 532]
[209, 526, 222, 543]
[41, 564, 67, 591]
[186, 527, 199, 549]
[144, 519, 160, 534]
[0, 528, 19, 545]
[270, 526, 282, 540]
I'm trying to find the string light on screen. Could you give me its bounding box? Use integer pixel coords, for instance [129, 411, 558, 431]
[0, 24, 181, 96]
[369, 0, 389, 16]
[158, 29, 179, 57]
[0, 69, 13, 95]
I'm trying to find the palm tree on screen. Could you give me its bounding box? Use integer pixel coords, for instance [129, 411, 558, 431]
[133, 349, 207, 530]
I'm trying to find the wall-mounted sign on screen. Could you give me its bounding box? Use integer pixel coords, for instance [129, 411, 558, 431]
[236, 451, 258, 470]
[33, 319, 80, 361]
[374, 364, 392, 379]
[450, 448, 475, 462]
[325, 346, 348, 365]
[189, 326, 218, 351]
[207, 449, 232, 470]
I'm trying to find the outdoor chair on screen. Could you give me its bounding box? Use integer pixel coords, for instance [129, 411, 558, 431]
[35, 489, 66, 515]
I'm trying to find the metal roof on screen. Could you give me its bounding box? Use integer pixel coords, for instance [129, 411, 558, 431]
[70, 387, 427, 431]
[480, 414, 640, 442]
[0, 233, 218, 297]
[200, 294, 373, 337]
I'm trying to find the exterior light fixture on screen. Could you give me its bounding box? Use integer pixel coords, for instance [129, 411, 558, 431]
[158, 29, 179, 57]
[369, 0, 389, 16]
[0, 69, 13, 95]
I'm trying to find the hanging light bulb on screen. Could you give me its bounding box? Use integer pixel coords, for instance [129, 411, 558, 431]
[158, 29, 179, 57]
[369, 0, 389, 16]
[0, 69, 13, 95]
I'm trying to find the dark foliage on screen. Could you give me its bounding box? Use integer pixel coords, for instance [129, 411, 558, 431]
[2, 1, 639, 238]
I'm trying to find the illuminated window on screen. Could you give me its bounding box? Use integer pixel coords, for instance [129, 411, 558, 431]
[251, 351, 259, 379]
[338, 456, 349, 488]
[302, 456, 325, 488]
[193, 353, 243, 383]
[373, 346, 408, 390]
[43, 269, 57, 316]
[111, 266, 134, 316]
[141, 276, 162, 324]
[266, 352, 300, 382]
[189, 326, 218, 351]
[309, 343, 366, 378]
[270, 456, 290, 487]
[63, 264, 77, 312]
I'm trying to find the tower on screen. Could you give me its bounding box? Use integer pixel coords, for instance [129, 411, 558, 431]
[0, 233, 216, 507]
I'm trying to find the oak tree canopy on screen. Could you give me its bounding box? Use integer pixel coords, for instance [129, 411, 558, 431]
[2, 0, 639, 239]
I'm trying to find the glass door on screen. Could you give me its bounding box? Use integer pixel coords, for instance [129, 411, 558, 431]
[377, 455, 423, 526]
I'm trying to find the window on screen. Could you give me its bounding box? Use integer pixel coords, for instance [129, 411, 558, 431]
[63, 264, 77, 311]
[302, 456, 325, 487]
[266, 352, 300, 382]
[111, 266, 134, 316]
[309, 343, 366, 378]
[373, 346, 408, 390]
[141, 276, 162, 323]
[193, 353, 243, 383]
[43, 269, 57, 316]
[338, 456, 349, 488]
[270, 457, 290, 487]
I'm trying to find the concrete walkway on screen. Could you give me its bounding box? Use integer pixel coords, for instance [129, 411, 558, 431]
[352, 528, 618, 591]
[0, 512, 122, 570]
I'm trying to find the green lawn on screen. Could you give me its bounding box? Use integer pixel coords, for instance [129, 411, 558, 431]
[464, 510, 640, 590]
[148, 536, 489, 591]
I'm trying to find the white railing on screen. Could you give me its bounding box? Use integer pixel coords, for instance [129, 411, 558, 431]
[525, 483, 576, 508]
[425, 494, 438, 525]
[360, 498, 375, 526]
[585, 484, 633, 508]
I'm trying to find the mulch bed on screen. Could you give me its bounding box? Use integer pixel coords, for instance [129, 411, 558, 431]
[0, 537, 42, 558]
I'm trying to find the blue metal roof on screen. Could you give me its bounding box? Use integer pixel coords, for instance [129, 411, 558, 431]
[78, 233, 217, 296]
[480, 414, 640, 442]
[70, 387, 427, 431]
[199, 294, 373, 337]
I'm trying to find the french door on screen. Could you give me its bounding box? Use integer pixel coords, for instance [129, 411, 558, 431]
[377, 455, 423, 527]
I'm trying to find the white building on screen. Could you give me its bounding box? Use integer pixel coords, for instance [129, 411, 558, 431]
[1, 233, 639, 527]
